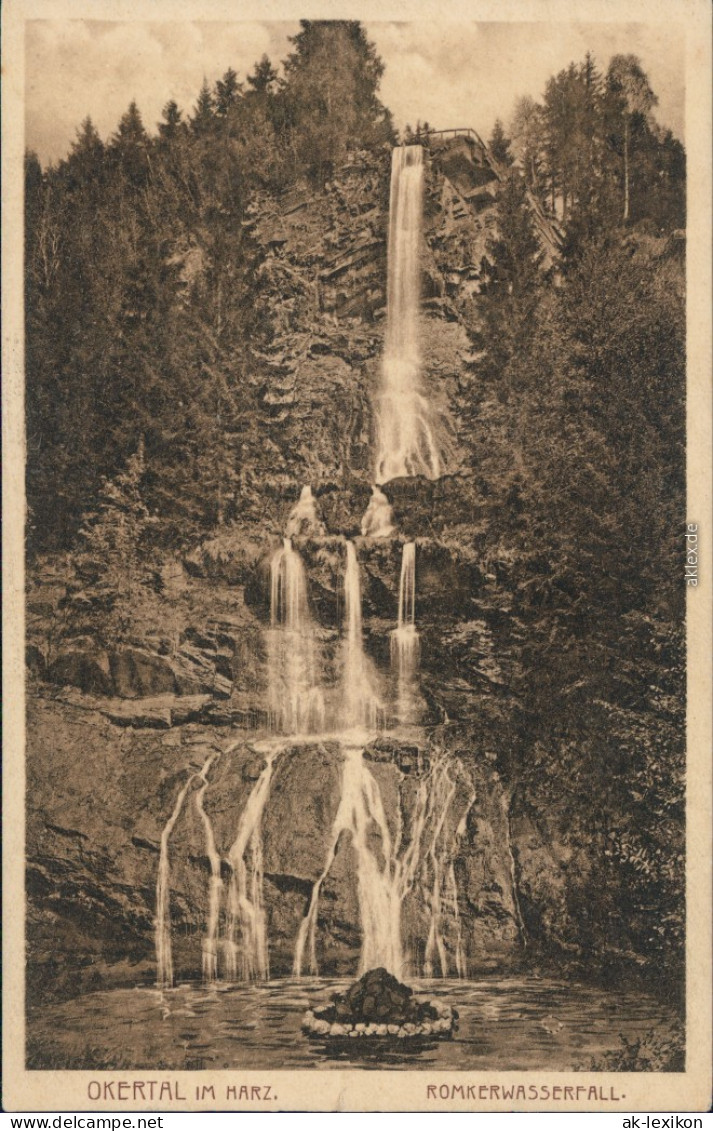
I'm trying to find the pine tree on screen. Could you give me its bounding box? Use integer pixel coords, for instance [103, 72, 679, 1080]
[158, 99, 184, 140]
[477, 170, 545, 401]
[488, 119, 514, 167]
[488, 170, 544, 297]
[283, 20, 394, 180]
[69, 117, 105, 175]
[191, 78, 216, 135]
[247, 54, 280, 96]
[111, 101, 148, 151]
[215, 67, 243, 117]
[72, 440, 159, 641]
[109, 100, 150, 185]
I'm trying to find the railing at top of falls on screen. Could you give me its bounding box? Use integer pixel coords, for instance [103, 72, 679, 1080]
[418, 127, 489, 149]
[415, 126, 564, 252]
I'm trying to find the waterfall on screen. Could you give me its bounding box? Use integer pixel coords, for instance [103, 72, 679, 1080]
[194, 773, 224, 983]
[155, 752, 218, 989]
[341, 541, 382, 731]
[360, 486, 395, 539]
[285, 485, 325, 539]
[224, 750, 280, 982]
[293, 747, 470, 981]
[420, 764, 476, 977]
[391, 542, 420, 722]
[293, 745, 403, 979]
[375, 145, 441, 484]
[267, 537, 325, 735]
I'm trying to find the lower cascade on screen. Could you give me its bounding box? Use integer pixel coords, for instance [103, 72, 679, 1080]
[293, 746, 474, 982]
[155, 752, 219, 989]
[294, 745, 403, 979]
[195, 766, 224, 983]
[223, 750, 279, 981]
[156, 744, 281, 987]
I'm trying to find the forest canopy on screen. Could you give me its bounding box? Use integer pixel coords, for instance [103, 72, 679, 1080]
[25, 26, 684, 554]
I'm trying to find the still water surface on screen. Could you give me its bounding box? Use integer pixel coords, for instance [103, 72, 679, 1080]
[27, 976, 677, 1071]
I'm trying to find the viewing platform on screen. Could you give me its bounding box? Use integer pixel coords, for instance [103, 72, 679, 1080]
[413, 125, 563, 255]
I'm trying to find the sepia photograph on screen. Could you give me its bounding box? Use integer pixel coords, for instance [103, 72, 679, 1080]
[3, 0, 711, 1113]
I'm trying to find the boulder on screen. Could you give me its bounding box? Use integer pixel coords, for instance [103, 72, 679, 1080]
[102, 698, 173, 729]
[109, 648, 177, 698]
[48, 649, 113, 696]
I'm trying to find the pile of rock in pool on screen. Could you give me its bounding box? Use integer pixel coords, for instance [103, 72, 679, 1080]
[302, 967, 456, 1040]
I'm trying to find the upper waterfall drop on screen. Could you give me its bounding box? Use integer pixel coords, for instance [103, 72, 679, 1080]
[375, 145, 442, 485]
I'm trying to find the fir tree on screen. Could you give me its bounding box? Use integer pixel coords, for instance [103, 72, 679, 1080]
[72, 440, 159, 642]
[158, 99, 184, 140]
[109, 100, 150, 185]
[191, 78, 216, 135]
[488, 119, 514, 167]
[215, 67, 243, 117]
[246, 54, 279, 96]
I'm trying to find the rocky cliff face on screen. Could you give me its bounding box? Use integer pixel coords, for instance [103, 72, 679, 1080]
[27, 693, 534, 1001]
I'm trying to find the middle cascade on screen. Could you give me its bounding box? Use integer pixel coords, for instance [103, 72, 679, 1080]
[267, 537, 325, 735]
[375, 145, 442, 485]
[341, 541, 383, 731]
[391, 542, 420, 724]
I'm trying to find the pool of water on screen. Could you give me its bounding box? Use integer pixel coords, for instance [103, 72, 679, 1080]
[26, 975, 680, 1071]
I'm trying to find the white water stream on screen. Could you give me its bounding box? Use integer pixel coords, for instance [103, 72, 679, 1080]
[267, 537, 325, 735]
[341, 541, 383, 730]
[391, 542, 420, 724]
[224, 750, 280, 981]
[293, 746, 470, 981]
[155, 752, 219, 989]
[375, 146, 442, 484]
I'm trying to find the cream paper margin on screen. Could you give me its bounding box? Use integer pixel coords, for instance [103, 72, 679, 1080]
[2, 0, 711, 1112]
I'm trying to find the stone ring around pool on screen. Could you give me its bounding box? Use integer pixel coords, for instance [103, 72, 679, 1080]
[301, 967, 458, 1040]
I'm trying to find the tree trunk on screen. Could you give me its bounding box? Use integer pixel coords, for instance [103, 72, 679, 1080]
[623, 117, 630, 223]
[500, 787, 528, 947]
